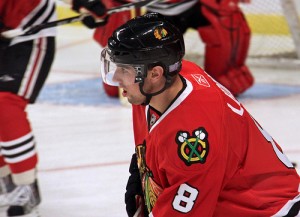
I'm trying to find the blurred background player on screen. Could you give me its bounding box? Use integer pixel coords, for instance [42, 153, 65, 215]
[70, 0, 254, 97]
[146, 0, 254, 96]
[0, 0, 56, 216]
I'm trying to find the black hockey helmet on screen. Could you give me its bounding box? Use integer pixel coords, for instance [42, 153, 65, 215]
[109, 12, 184, 70]
[100, 12, 185, 103]
[106, 12, 184, 77]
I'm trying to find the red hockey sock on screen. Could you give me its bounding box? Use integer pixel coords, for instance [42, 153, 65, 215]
[0, 92, 38, 174]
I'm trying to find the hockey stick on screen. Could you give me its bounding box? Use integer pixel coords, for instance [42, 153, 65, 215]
[1, 0, 162, 39]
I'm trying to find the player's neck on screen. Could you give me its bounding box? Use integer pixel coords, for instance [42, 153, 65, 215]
[149, 75, 183, 113]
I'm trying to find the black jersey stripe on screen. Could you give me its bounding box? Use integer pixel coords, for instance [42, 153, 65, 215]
[24, 0, 49, 29]
[2, 145, 35, 159]
[283, 200, 300, 217]
[23, 0, 56, 30]
[1, 136, 34, 150]
[40, 2, 56, 25]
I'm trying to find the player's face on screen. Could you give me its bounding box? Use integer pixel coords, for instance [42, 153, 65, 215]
[113, 65, 146, 105]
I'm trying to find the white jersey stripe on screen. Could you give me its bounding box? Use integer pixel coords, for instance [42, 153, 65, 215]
[25, 38, 47, 99]
[4, 149, 36, 164]
[18, 39, 39, 97]
[0, 132, 36, 164]
[149, 78, 192, 133]
[1, 140, 35, 156]
[18, 38, 44, 99]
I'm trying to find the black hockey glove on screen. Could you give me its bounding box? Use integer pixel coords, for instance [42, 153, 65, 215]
[81, 15, 109, 29]
[125, 153, 149, 217]
[72, 0, 106, 17]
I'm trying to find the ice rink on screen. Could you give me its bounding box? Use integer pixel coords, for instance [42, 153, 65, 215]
[1, 25, 299, 217]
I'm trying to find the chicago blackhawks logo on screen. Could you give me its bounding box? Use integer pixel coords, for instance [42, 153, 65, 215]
[154, 27, 168, 40]
[176, 127, 209, 166]
[136, 142, 163, 213]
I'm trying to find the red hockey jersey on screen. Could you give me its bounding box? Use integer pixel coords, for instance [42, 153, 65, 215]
[132, 60, 300, 216]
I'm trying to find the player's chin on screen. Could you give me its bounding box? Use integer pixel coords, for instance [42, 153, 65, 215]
[126, 95, 142, 105]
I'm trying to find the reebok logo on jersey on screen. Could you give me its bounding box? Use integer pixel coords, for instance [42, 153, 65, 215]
[176, 127, 209, 166]
[191, 74, 210, 87]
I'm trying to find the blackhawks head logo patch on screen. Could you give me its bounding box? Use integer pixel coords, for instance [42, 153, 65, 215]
[176, 127, 209, 166]
[154, 27, 168, 40]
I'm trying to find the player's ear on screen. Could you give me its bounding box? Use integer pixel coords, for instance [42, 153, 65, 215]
[149, 65, 164, 82]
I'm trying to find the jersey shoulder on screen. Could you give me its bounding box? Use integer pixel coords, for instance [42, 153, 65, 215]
[181, 59, 224, 101]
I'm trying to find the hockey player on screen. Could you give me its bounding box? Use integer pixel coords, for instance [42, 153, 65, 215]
[71, 0, 254, 97]
[100, 13, 300, 217]
[0, 0, 56, 216]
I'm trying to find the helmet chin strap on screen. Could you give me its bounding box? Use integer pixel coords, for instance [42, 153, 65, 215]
[139, 76, 173, 105]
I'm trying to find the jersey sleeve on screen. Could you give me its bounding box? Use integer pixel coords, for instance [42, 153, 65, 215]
[0, 0, 57, 45]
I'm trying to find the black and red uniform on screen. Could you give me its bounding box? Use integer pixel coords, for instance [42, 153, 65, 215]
[0, 0, 56, 184]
